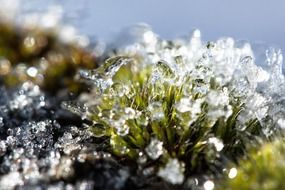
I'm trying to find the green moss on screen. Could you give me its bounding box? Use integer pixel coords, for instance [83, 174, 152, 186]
[0, 21, 97, 93]
[217, 139, 285, 190]
[65, 55, 267, 185]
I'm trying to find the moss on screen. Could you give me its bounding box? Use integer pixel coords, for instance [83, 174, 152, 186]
[0, 21, 97, 93]
[65, 54, 268, 185]
[0, 9, 283, 189]
[217, 138, 285, 190]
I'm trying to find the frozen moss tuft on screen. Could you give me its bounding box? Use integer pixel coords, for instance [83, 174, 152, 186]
[64, 26, 284, 186]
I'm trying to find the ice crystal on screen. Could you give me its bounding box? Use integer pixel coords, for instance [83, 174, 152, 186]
[55, 131, 82, 155]
[277, 118, 285, 129]
[147, 101, 165, 121]
[79, 57, 130, 92]
[158, 158, 185, 185]
[206, 88, 233, 121]
[0, 172, 23, 189]
[0, 82, 133, 190]
[175, 97, 203, 126]
[115, 123, 130, 136]
[208, 137, 224, 152]
[145, 138, 163, 160]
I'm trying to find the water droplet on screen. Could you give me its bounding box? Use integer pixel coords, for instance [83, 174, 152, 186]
[24, 35, 36, 48]
[61, 101, 89, 120]
[79, 69, 112, 92]
[228, 167, 237, 179]
[116, 124, 129, 136]
[111, 118, 130, 136]
[137, 152, 147, 164]
[0, 58, 11, 75]
[203, 180, 214, 190]
[186, 178, 199, 189]
[104, 57, 131, 77]
[26, 67, 38, 77]
[124, 107, 137, 120]
[80, 57, 131, 92]
[152, 60, 176, 83]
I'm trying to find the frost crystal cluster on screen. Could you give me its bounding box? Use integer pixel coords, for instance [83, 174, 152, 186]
[65, 25, 285, 187]
[0, 82, 132, 190]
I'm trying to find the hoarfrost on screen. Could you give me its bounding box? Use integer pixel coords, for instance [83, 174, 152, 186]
[147, 101, 165, 121]
[158, 158, 185, 185]
[145, 138, 163, 160]
[208, 137, 224, 152]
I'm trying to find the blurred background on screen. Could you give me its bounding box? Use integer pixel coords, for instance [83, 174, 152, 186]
[17, 0, 285, 51]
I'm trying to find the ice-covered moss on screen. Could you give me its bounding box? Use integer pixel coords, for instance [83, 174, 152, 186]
[1, 1, 285, 188]
[64, 26, 283, 186]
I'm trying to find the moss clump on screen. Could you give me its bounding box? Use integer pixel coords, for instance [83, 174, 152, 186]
[217, 139, 285, 190]
[65, 52, 268, 186]
[0, 20, 97, 93]
[63, 28, 281, 187]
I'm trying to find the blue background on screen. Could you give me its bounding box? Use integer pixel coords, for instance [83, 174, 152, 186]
[29, 0, 285, 51]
